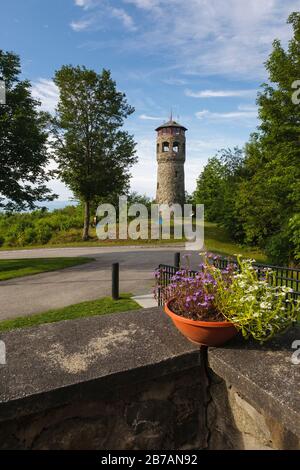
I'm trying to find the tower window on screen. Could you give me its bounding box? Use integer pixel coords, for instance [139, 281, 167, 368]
[175, 171, 178, 178]
[162, 141, 169, 152]
[173, 142, 179, 153]
[175, 128, 180, 134]
[157, 143, 159, 153]
[157, 182, 159, 189]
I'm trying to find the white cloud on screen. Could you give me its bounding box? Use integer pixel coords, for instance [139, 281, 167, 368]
[111, 7, 137, 31]
[75, 0, 90, 7]
[74, 0, 100, 9]
[70, 18, 94, 31]
[195, 105, 257, 121]
[238, 104, 257, 112]
[185, 89, 256, 98]
[124, 0, 162, 13]
[31, 79, 59, 113]
[72, 0, 136, 32]
[163, 78, 188, 86]
[139, 114, 165, 120]
[121, 0, 298, 78]
[71, 1, 298, 78]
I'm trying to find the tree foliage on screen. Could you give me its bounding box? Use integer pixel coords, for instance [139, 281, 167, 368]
[194, 156, 226, 223]
[0, 50, 55, 211]
[194, 13, 300, 265]
[194, 148, 245, 240]
[51, 66, 137, 240]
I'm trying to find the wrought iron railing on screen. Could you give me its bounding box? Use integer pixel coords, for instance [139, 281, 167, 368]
[156, 258, 300, 306]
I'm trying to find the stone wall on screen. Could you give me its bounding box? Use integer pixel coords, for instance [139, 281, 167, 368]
[207, 370, 300, 450]
[0, 367, 208, 450]
[1, 364, 299, 450]
[0, 308, 299, 450]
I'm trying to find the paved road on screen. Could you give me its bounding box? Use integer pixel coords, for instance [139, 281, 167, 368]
[0, 245, 203, 321]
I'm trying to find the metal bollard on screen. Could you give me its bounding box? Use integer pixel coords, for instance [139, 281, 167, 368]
[112, 263, 119, 300]
[174, 252, 180, 270]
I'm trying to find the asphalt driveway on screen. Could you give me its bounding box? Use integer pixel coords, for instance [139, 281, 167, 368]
[0, 245, 203, 320]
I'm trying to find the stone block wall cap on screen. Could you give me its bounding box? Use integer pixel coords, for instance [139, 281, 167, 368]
[0, 307, 200, 420]
[207, 325, 300, 438]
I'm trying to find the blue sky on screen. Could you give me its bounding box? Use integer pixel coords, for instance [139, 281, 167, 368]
[1, 0, 299, 201]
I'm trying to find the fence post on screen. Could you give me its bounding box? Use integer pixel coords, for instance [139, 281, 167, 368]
[174, 252, 180, 270]
[112, 263, 119, 300]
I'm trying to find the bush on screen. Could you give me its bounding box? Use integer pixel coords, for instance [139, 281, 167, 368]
[50, 228, 83, 244]
[35, 224, 53, 244]
[22, 227, 38, 245]
[289, 214, 300, 263]
[265, 231, 291, 266]
[0, 205, 84, 247]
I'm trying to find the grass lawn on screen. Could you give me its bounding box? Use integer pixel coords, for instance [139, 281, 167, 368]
[0, 257, 94, 281]
[0, 294, 140, 332]
[0, 237, 185, 251]
[204, 222, 268, 263]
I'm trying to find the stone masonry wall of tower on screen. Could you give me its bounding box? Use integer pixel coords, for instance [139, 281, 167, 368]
[155, 121, 186, 206]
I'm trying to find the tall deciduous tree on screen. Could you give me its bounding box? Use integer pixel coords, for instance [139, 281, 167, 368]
[51, 66, 137, 240]
[193, 157, 226, 223]
[0, 50, 55, 211]
[194, 13, 300, 264]
[237, 12, 300, 261]
[194, 148, 245, 240]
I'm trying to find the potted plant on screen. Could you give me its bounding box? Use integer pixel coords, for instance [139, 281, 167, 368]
[154, 254, 299, 347]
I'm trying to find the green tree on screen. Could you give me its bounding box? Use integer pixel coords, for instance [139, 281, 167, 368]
[127, 191, 152, 209]
[51, 66, 137, 240]
[0, 50, 55, 211]
[193, 157, 226, 222]
[194, 148, 245, 240]
[218, 147, 245, 240]
[236, 13, 300, 261]
[194, 14, 300, 264]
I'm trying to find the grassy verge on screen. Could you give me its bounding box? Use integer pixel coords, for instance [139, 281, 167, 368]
[0, 294, 140, 332]
[204, 222, 268, 263]
[0, 257, 94, 281]
[0, 222, 267, 263]
[0, 237, 185, 251]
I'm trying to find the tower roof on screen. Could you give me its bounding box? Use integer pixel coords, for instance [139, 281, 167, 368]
[155, 119, 187, 132]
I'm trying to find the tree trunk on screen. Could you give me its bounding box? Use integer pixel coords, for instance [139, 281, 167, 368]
[82, 200, 90, 241]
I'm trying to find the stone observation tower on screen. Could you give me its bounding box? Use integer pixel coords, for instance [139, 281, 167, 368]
[155, 117, 187, 206]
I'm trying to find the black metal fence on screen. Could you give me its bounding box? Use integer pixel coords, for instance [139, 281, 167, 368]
[156, 257, 300, 306]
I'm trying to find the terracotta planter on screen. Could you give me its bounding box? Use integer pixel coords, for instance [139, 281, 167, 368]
[164, 300, 238, 347]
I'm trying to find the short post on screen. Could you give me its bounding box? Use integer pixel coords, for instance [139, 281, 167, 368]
[174, 252, 180, 270]
[112, 263, 119, 300]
